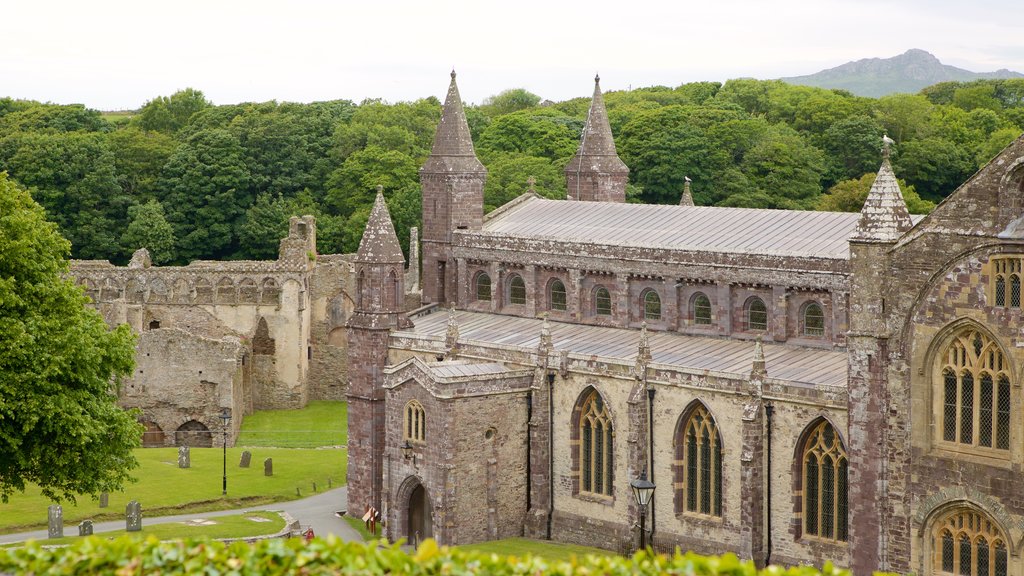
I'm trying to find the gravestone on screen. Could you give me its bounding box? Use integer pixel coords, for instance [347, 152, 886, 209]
[178, 445, 190, 468]
[99, 492, 108, 508]
[78, 520, 93, 537]
[264, 457, 273, 477]
[126, 500, 142, 532]
[239, 450, 251, 468]
[47, 504, 63, 539]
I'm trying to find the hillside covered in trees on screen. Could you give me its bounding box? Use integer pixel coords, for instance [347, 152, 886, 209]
[1, 77, 1023, 265]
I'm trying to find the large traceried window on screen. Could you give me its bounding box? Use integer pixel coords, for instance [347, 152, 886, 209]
[940, 329, 1010, 452]
[678, 404, 722, 517]
[802, 420, 848, 542]
[746, 297, 768, 331]
[578, 389, 613, 497]
[594, 287, 612, 316]
[643, 290, 662, 321]
[475, 272, 492, 302]
[549, 280, 567, 311]
[404, 400, 425, 443]
[508, 275, 526, 305]
[692, 293, 712, 325]
[932, 509, 1008, 576]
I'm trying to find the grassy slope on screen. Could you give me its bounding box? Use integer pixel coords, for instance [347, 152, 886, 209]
[237, 401, 346, 448]
[5, 511, 285, 547]
[0, 401, 347, 533]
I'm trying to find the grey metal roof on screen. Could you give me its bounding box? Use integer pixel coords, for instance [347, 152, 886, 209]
[395, 310, 848, 388]
[428, 361, 510, 379]
[478, 197, 864, 259]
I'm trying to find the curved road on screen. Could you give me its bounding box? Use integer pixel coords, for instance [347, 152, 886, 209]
[0, 487, 362, 544]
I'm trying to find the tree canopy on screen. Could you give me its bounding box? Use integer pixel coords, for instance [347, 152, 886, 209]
[0, 172, 139, 503]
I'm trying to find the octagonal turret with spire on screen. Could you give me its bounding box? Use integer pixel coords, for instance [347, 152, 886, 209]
[564, 75, 629, 202]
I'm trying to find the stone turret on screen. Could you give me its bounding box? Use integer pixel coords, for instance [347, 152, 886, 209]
[679, 177, 695, 207]
[845, 135, 909, 576]
[565, 75, 629, 202]
[421, 71, 487, 305]
[346, 186, 409, 516]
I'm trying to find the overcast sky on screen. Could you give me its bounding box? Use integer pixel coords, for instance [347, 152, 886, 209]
[3, 0, 1022, 110]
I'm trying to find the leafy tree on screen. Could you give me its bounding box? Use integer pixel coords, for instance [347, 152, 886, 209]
[0, 172, 139, 503]
[818, 115, 886, 185]
[481, 154, 565, 211]
[238, 193, 292, 260]
[952, 84, 1001, 112]
[122, 200, 176, 264]
[976, 128, 1022, 167]
[134, 88, 212, 134]
[477, 108, 580, 163]
[817, 172, 934, 214]
[106, 127, 177, 199]
[3, 132, 126, 259]
[324, 145, 419, 216]
[874, 94, 933, 143]
[158, 129, 252, 261]
[481, 88, 541, 116]
[894, 137, 975, 200]
[0, 103, 107, 135]
[737, 125, 826, 209]
[333, 98, 439, 160]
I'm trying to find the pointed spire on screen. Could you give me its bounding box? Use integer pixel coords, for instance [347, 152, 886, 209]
[429, 70, 478, 158]
[444, 305, 460, 352]
[356, 186, 405, 263]
[750, 336, 767, 380]
[851, 135, 913, 243]
[565, 75, 629, 202]
[679, 176, 694, 206]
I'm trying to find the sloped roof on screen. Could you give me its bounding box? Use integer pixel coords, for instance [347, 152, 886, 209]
[422, 71, 485, 174]
[395, 310, 848, 389]
[355, 190, 405, 264]
[851, 158, 913, 243]
[477, 196, 866, 260]
[564, 75, 628, 175]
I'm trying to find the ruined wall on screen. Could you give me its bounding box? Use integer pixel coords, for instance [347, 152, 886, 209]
[307, 254, 355, 401]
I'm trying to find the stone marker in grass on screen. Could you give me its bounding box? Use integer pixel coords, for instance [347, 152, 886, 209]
[264, 458, 273, 477]
[99, 492, 108, 508]
[47, 505, 63, 539]
[126, 501, 142, 532]
[240, 450, 251, 468]
[178, 446, 190, 469]
[79, 520, 93, 536]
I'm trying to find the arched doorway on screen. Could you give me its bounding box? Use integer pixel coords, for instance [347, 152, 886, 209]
[176, 420, 212, 447]
[407, 484, 433, 547]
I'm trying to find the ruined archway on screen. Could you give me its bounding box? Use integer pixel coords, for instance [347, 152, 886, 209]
[175, 420, 212, 448]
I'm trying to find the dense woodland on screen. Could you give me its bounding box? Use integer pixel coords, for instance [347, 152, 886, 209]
[1, 78, 1023, 265]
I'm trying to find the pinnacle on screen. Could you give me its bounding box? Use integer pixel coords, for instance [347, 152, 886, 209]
[565, 75, 628, 173]
[355, 187, 405, 264]
[429, 71, 477, 157]
[680, 177, 695, 206]
[852, 144, 913, 243]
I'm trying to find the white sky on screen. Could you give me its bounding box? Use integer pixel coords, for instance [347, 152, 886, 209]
[2, 0, 1021, 110]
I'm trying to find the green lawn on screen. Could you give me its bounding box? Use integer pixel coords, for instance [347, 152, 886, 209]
[237, 401, 346, 448]
[3, 511, 286, 547]
[457, 538, 617, 562]
[342, 514, 382, 540]
[0, 447, 343, 534]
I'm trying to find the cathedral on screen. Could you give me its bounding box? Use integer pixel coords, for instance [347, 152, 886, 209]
[344, 72, 1024, 575]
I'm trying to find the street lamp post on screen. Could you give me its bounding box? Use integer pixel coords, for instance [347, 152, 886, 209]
[630, 472, 656, 552]
[219, 408, 231, 496]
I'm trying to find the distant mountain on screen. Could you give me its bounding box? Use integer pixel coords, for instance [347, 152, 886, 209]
[780, 49, 1023, 97]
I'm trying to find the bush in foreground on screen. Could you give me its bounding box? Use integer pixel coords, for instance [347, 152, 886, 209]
[0, 536, 860, 575]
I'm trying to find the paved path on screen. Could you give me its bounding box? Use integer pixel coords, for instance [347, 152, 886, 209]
[0, 487, 362, 544]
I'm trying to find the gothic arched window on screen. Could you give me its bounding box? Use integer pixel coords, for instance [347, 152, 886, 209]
[578, 389, 613, 496]
[932, 509, 1007, 576]
[940, 329, 1010, 452]
[508, 275, 526, 305]
[549, 280, 567, 311]
[746, 297, 768, 331]
[692, 293, 712, 325]
[594, 287, 612, 316]
[802, 302, 825, 337]
[801, 419, 848, 542]
[642, 290, 661, 321]
[676, 403, 722, 517]
[404, 400, 425, 443]
[475, 272, 492, 302]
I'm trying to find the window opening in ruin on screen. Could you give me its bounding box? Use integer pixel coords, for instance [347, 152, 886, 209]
[802, 420, 848, 542]
[595, 287, 612, 316]
[940, 329, 1011, 451]
[148, 320, 161, 330]
[549, 280, 567, 311]
[476, 272, 491, 301]
[643, 290, 661, 321]
[680, 404, 722, 517]
[579, 389, 613, 496]
[509, 275, 526, 305]
[803, 303, 825, 337]
[746, 297, 767, 331]
[692, 293, 712, 325]
[932, 509, 1007, 576]
[404, 400, 426, 443]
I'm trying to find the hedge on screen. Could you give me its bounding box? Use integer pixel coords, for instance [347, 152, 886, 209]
[0, 536, 857, 575]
